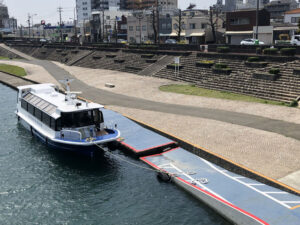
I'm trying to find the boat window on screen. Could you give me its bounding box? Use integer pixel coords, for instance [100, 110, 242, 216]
[42, 113, 51, 126]
[56, 118, 62, 131]
[35, 108, 42, 120]
[21, 99, 28, 110]
[50, 117, 56, 130]
[28, 103, 35, 115]
[93, 109, 103, 124]
[61, 113, 73, 128]
[74, 110, 94, 127]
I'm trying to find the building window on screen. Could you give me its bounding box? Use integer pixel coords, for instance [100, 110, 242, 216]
[130, 37, 135, 42]
[106, 16, 110, 20]
[201, 23, 207, 29]
[189, 23, 196, 29]
[291, 17, 300, 23]
[136, 26, 140, 31]
[142, 25, 146, 31]
[129, 26, 133, 31]
[230, 18, 250, 25]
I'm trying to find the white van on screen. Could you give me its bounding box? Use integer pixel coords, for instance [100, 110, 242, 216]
[290, 35, 300, 46]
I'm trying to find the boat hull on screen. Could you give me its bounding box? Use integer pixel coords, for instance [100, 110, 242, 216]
[19, 117, 115, 157]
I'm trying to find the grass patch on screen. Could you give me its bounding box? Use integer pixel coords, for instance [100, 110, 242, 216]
[0, 56, 11, 60]
[159, 84, 288, 106]
[0, 64, 27, 77]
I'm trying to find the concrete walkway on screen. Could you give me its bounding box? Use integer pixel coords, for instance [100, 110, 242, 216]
[1, 44, 300, 190]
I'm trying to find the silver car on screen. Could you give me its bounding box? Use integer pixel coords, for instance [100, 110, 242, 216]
[240, 39, 264, 45]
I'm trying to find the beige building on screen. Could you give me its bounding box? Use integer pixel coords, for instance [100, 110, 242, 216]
[170, 10, 224, 44]
[127, 13, 154, 43]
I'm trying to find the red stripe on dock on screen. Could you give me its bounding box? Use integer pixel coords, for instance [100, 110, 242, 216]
[177, 177, 270, 225]
[141, 154, 269, 225]
[140, 147, 180, 158]
[120, 141, 175, 153]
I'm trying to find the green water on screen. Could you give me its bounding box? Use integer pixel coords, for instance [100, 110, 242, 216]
[0, 83, 230, 225]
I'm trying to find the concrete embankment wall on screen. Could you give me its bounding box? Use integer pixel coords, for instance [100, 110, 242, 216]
[6, 43, 300, 104]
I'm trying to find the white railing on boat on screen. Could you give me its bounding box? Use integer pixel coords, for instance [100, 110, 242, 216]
[60, 129, 82, 141]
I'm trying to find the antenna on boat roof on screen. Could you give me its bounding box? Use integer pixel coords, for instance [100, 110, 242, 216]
[59, 78, 82, 104]
[59, 78, 74, 93]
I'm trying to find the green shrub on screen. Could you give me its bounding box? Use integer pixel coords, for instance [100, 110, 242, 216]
[199, 60, 214, 64]
[256, 47, 262, 54]
[280, 48, 296, 56]
[269, 68, 280, 75]
[247, 57, 260, 62]
[214, 63, 228, 69]
[263, 48, 278, 55]
[217, 47, 230, 53]
[289, 100, 298, 107]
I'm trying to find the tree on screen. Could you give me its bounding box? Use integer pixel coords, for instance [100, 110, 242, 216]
[297, 18, 300, 34]
[174, 9, 183, 42]
[209, 7, 217, 43]
[151, 9, 158, 44]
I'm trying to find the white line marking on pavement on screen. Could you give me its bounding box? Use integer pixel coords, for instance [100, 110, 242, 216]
[282, 201, 300, 204]
[247, 184, 265, 186]
[264, 192, 288, 194]
[200, 159, 292, 209]
[233, 176, 245, 179]
[169, 163, 231, 204]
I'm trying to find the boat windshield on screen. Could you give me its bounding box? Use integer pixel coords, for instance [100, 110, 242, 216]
[60, 109, 103, 128]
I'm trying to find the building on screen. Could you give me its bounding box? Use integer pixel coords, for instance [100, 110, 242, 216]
[122, 0, 177, 10]
[264, 0, 298, 21]
[224, 0, 237, 12]
[127, 12, 154, 43]
[90, 9, 130, 42]
[225, 9, 271, 44]
[284, 8, 300, 24]
[0, 3, 9, 28]
[76, 0, 92, 23]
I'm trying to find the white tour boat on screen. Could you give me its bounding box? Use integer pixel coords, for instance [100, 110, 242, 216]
[15, 81, 120, 156]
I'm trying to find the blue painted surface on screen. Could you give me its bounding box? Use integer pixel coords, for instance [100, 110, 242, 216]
[102, 109, 174, 152]
[55, 128, 119, 143]
[142, 148, 300, 225]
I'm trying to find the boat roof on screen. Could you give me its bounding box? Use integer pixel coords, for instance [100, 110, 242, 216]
[18, 83, 103, 114]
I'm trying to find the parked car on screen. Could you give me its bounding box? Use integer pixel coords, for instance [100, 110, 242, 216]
[39, 38, 48, 43]
[290, 35, 300, 46]
[240, 39, 264, 45]
[117, 39, 127, 44]
[165, 39, 177, 44]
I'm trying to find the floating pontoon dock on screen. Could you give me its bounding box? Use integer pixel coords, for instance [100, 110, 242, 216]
[141, 148, 300, 225]
[103, 109, 176, 156]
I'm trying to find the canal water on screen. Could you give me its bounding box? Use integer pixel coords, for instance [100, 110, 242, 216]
[0, 83, 230, 225]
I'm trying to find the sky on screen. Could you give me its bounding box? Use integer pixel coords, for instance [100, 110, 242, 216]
[4, 0, 216, 26]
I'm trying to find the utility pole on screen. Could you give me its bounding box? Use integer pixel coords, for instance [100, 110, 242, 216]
[255, 0, 259, 40]
[27, 14, 31, 39]
[74, 7, 77, 42]
[156, 0, 160, 44]
[58, 6, 63, 42]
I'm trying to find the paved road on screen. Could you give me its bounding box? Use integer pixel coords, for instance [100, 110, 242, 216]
[3, 45, 300, 141]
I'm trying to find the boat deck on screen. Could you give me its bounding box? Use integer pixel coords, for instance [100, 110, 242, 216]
[102, 109, 176, 156]
[141, 148, 300, 225]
